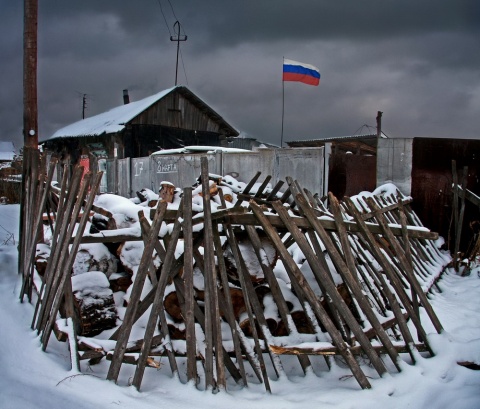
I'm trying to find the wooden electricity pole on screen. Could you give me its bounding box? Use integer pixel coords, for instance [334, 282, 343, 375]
[24, 0, 38, 148]
[19, 0, 39, 293]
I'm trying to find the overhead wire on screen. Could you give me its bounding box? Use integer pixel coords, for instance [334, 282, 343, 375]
[155, 0, 189, 85]
[156, 0, 172, 36]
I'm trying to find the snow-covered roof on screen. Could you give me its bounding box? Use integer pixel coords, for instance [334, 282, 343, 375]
[48, 85, 239, 141]
[48, 87, 176, 140]
[0, 141, 15, 161]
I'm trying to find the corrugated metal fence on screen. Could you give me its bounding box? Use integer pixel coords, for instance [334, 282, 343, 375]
[102, 148, 326, 198]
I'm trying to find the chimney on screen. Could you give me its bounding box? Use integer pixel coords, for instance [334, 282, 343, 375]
[123, 89, 130, 105]
[376, 111, 383, 138]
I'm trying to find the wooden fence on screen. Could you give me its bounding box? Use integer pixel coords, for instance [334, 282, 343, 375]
[20, 155, 450, 394]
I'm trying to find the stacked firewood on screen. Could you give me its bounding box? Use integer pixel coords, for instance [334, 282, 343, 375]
[28, 158, 451, 394]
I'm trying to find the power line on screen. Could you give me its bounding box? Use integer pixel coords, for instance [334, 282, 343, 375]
[179, 47, 189, 85]
[167, 0, 186, 35]
[156, 0, 172, 36]
[155, 0, 189, 86]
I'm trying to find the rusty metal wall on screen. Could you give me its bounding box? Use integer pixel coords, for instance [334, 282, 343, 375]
[411, 138, 480, 250]
[328, 152, 377, 199]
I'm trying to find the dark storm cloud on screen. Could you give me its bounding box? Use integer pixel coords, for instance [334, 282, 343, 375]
[1, 0, 479, 150]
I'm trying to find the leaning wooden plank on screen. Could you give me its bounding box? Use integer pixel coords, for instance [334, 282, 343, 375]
[266, 180, 284, 201]
[219, 191, 267, 383]
[28, 160, 57, 327]
[106, 201, 168, 383]
[108, 234, 203, 342]
[131, 200, 183, 390]
[365, 197, 443, 334]
[327, 193, 402, 371]
[245, 224, 312, 375]
[458, 186, 480, 209]
[212, 220, 248, 386]
[344, 197, 433, 358]
[182, 187, 198, 384]
[270, 343, 429, 356]
[139, 222, 159, 286]
[33, 164, 73, 328]
[234, 232, 285, 379]
[227, 214, 438, 240]
[22, 157, 56, 301]
[397, 199, 421, 327]
[220, 209, 272, 392]
[234, 171, 262, 207]
[41, 172, 103, 350]
[199, 157, 224, 391]
[304, 229, 352, 343]
[273, 199, 388, 378]
[32, 166, 69, 310]
[359, 313, 409, 341]
[22, 148, 40, 301]
[360, 198, 414, 221]
[172, 267, 245, 385]
[250, 201, 372, 390]
[254, 175, 272, 198]
[36, 167, 85, 333]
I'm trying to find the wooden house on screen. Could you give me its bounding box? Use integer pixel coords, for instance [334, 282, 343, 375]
[42, 86, 239, 167]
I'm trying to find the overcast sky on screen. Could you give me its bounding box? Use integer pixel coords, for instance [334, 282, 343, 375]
[1, 0, 479, 151]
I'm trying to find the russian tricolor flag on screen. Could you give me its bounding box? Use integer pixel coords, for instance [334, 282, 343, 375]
[283, 59, 320, 86]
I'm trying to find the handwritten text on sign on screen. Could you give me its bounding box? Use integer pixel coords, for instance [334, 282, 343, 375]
[156, 159, 178, 174]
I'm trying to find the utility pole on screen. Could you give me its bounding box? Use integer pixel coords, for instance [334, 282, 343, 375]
[82, 94, 87, 119]
[23, 0, 38, 148]
[170, 21, 187, 86]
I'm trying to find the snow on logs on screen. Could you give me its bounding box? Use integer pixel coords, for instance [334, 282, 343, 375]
[37, 169, 450, 392]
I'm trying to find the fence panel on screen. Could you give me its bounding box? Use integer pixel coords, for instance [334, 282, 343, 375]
[131, 157, 151, 194]
[106, 148, 326, 198]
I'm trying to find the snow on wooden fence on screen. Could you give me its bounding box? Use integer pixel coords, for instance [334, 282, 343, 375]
[21, 155, 451, 393]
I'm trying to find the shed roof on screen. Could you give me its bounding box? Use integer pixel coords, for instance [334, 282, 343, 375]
[48, 86, 238, 140]
[286, 133, 386, 147]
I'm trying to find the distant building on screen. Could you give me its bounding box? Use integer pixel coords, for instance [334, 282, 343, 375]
[0, 141, 15, 162]
[42, 86, 239, 170]
[222, 136, 278, 151]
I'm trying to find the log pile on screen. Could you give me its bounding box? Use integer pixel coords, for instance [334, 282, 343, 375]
[21, 156, 451, 394]
[71, 271, 117, 336]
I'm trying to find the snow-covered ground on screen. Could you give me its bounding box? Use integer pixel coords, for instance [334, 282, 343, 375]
[1, 203, 480, 409]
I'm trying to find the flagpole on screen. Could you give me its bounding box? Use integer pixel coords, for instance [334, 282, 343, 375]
[281, 57, 285, 148]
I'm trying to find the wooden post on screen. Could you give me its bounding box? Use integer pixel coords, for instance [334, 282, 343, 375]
[455, 166, 468, 272]
[344, 197, 434, 356]
[249, 201, 372, 390]
[327, 193, 402, 370]
[41, 172, 103, 349]
[199, 157, 225, 391]
[131, 200, 183, 390]
[36, 166, 85, 333]
[244, 224, 312, 374]
[212, 221, 248, 385]
[272, 199, 388, 377]
[24, 0, 38, 148]
[365, 197, 443, 334]
[106, 201, 168, 383]
[234, 171, 261, 207]
[182, 187, 198, 383]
